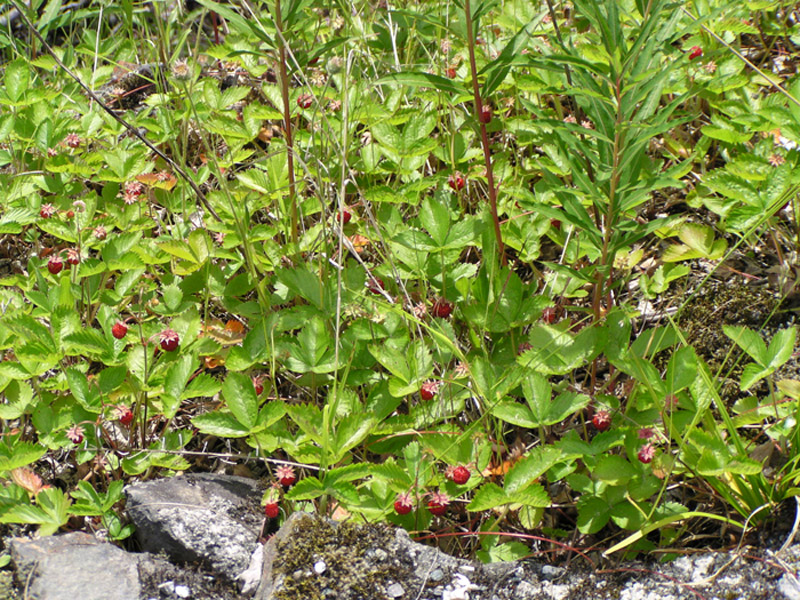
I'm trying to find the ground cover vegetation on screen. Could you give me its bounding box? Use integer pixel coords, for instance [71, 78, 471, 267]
[0, 0, 799, 567]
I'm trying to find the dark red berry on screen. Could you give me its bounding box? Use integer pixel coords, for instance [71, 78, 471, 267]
[479, 105, 492, 124]
[638, 443, 656, 464]
[446, 67, 456, 78]
[66, 210, 75, 219]
[447, 465, 470, 485]
[64, 133, 81, 148]
[592, 410, 611, 431]
[339, 209, 352, 225]
[66, 425, 84, 444]
[432, 298, 453, 319]
[112, 321, 128, 339]
[448, 173, 465, 192]
[297, 93, 313, 109]
[427, 492, 449, 516]
[688, 46, 702, 60]
[159, 329, 180, 352]
[264, 502, 280, 518]
[47, 255, 64, 275]
[276, 465, 296, 488]
[367, 277, 384, 295]
[253, 377, 264, 396]
[39, 204, 56, 218]
[541, 306, 559, 324]
[66, 249, 80, 266]
[420, 381, 439, 401]
[394, 493, 413, 515]
[118, 406, 134, 426]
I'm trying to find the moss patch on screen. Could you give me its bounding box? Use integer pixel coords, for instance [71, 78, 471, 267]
[272, 516, 413, 600]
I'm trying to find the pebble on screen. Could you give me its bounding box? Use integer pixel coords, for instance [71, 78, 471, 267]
[174, 584, 191, 598]
[387, 582, 405, 597]
[314, 560, 327, 574]
[541, 565, 565, 580]
[430, 568, 445, 582]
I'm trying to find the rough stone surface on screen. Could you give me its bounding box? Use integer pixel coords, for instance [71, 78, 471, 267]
[125, 472, 263, 578]
[10, 531, 141, 600]
[255, 513, 794, 600]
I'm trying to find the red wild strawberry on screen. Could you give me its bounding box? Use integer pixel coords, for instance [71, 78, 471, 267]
[159, 328, 180, 352]
[688, 46, 702, 60]
[39, 204, 56, 219]
[264, 501, 280, 518]
[117, 406, 134, 426]
[66, 210, 75, 219]
[66, 248, 80, 266]
[420, 380, 439, 401]
[64, 133, 81, 148]
[446, 67, 457, 78]
[253, 377, 264, 396]
[297, 93, 313, 109]
[638, 443, 656, 464]
[592, 410, 611, 432]
[432, 298, 453, 319]
[112, 321, 128, 340]
[393, 492, 413, 515]
[427, 491, 449, 516]
[338, 209, 352, 225]
[479, 104, 492, 124]
[276, 465, 296, 488]
[541, 306, 559, 324]
[446, 465, 470, 485]
[638, 427, 655, 440]
[367, 277, 384, 295]
[66, 424, 84, 444]
[448, 173, 465, 192]
[47, 255, 64, 275]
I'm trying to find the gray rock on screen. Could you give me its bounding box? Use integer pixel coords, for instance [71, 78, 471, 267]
[237, 543, 265, 596]
[253, 513, 795, 600]
[125, 472, 263, 578]
[540, 565, 565, 580]
[779, 573, 800, 600]
[10, 532, 141, 600]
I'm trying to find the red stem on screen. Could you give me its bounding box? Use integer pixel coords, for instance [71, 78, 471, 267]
[464, 0, 505, 266]
[275, 0, 298, 245]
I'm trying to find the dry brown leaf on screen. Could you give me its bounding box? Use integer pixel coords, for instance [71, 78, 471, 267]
[11, 467, 45, 495]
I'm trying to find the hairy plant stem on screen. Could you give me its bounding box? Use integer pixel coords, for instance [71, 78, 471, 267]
[592, 74, 626, 324]
[464, 0, 505, 266]
[275, 0, 299, 246]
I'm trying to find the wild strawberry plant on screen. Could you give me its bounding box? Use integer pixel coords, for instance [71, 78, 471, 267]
[0, 0, 798, 565]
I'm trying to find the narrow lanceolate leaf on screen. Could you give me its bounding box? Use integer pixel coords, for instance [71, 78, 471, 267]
[374, 72, 466, 97]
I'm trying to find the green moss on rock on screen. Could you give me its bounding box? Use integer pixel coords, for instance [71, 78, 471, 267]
[272, 515, 412, 600]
